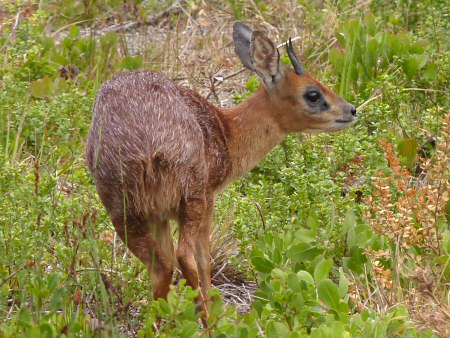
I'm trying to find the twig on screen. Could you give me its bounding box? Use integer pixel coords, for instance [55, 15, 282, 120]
[212, 263, 229, 281]
[205, 67, 247, 100]
[177, 0, 199, 26]
[204, 35, 304, 101]
[203, 36, 303, 101]
[51, 19, 91, 37]
[178, 57, 207, 88]
[0, 263, 27, 287]
[276, 36, 302, 49]
[179, 28, 196, 59]
[75, 267, 119, 274]
[0, 12, 21, 53]
[255, 202, 266, 235]
[357, 93, 382, 112]
[98, 21, 138, 34]
[145, 0, 187, 26]
[59, 0, 188, 40]
[339, 0, 371, 16]
[401, 88, 447, 94]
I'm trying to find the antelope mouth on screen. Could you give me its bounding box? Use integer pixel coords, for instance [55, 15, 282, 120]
[335, 118, 355, 124]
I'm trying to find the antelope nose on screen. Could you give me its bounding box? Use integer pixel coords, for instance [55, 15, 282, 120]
[350, 106, 357, 117]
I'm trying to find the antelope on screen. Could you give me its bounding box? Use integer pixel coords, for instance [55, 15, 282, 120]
[86, 22, 357, 322]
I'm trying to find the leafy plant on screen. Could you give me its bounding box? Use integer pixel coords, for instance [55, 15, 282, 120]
[0, 0, 448, 336]
[329, 13, 436, 99]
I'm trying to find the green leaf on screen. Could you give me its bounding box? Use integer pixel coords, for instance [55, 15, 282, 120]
[271, 268, 286, 281]
[289, 293, 304, 311]
[167, 290, 177, 308]
[347, 227, 356, 249]
[30, 76, 54, 99]
[364, 13, 376, 36]
[100, 31, 118, 50]
[336, 32, 347, 47]
[443, 229, 450, 254]
[122, 56, 143, 70]
[307, 210, 320, 235]
[294, 229, 315, 243]
[397, 138, 419, 168]
[287, 273, 301, 292]
[30, 76, 66, 99]
[273, 247, 282, 265]
[69, 25, 80, 38]
[39, 323, 53, 338]
[314, 258, 333, 283]
[396, 32, 412, 54]
[350, 63, 359, 83]
[367, 38, 379, 56]
[422, 63, 438, 80]
[297, 271, 315, 285]
[446, 200, 450, 226]
[252, 299, 264, 315]
[318, 279, 340, 311]
[403, 54, 428, 78]
[325, 220, 334, 239]
[179, 321, 198, 338]
[338, 269, 349, 298]
[338, 301, 349, 323]
[386, 33, 401, 60]
[330, 321, 346, 338]
[47, 273, 60, 292]
[215, 334, 228, 338]
[409, 39, 429, 54]
[246, 76, 259, 92]
[287, 243, 324, 262]
[343, 209, 356, 234]
[329, 48, 344, 73]
[346, 245, 368, 274]
[273, 322, 290, 336]
[251, 256, 274, 274]
[158, 299, 170, 314]
[217, 323, 236, 335]
[354, 224, 372, 243]
[436, 255, 450, 278]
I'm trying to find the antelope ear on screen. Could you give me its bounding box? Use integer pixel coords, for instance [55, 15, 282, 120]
[249, 31, 281, 84]
[233, 22, 253, 70]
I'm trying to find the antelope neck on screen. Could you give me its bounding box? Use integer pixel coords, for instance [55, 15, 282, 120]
[221, 87, 288, 180]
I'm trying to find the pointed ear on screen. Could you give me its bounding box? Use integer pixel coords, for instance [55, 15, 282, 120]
[250, 31, 281, 84]
[233, 22, 253, 70]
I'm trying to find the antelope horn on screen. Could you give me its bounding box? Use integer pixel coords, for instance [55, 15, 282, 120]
[286, 37, 304, 75]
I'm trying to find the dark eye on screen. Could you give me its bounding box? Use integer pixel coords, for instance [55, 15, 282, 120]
[305, 90, 321, 103]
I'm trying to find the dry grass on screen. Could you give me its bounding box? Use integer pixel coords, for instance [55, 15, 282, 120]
[72, 2, 449, 333]
[358, 114, 450, 336]
[54, 0, 369, 105]
[25, 1, 448, 334]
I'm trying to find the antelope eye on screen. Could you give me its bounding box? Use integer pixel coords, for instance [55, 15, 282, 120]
[305, 90, 321, 103]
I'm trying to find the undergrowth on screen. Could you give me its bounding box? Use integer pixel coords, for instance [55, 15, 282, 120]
[0, 0, 449, 337]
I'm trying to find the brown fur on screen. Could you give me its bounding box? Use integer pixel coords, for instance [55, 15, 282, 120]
[86, 31, 356, 324]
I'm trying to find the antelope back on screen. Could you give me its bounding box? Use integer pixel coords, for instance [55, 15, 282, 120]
[86, 71, 231, 218]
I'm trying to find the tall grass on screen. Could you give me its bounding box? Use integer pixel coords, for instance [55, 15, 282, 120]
[0, 0, 449, 336]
